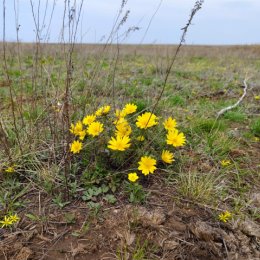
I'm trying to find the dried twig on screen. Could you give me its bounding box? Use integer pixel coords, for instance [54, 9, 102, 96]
[217, 79, 249, 118]
[148, 0, 204, 126]
[2, 0, 23, 155]
[38, 230, 69, 260]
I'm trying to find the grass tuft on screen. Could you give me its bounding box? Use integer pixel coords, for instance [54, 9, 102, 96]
[193, 118, 226, 134]
[224, 110, 247, 122]
[250, 118, 260, 137]
[177, 171, 223, 203]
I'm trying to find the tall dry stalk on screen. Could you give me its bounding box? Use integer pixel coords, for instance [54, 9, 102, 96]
[61, 0, 84, 198]
[13, 0, 26, 129]
[2, 0, 23, 155]
[148, 0, 204, 123]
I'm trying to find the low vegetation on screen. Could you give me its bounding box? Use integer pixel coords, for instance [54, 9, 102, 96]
[0, 44, 260, 259]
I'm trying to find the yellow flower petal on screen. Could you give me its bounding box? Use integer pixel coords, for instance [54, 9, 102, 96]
[115, 119, 132, 137]
[82, 114, 96, 125]
[95, 105, 111, 116]
[122, 103, 137, 115]
[218, 211, 232, 223]
[136, 135, 145, 141]
[136, 112, 158, 129]
[69, 121, 83, 136]
[166, 129, 186, 147]
[163, 117, 177, 131]
[8, 214, 20, 224]
[161, 150, 174, 164]
[5, 166, 15, 173]
[0, 216, 13, 228]
[138, 156, 157, 175]
[70, 140, 83, 154]
[87, 121, 104, 137]
[220, 160, 231, 167]
[108, 135, 131, 151]
[128, 172, 139, 182]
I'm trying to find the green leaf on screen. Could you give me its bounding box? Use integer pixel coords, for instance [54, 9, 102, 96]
[25, 213, 39, 221]
[104, 194, 116, 204]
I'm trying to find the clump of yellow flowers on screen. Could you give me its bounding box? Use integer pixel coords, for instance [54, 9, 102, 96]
[69, 102, 186, 184]
[218, 210, 232, 223]
[4, 164, 17, 173]
[220, 159, 231, 167]
[0, 214, 20, 228]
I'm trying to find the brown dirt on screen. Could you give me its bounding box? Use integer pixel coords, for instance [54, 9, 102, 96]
[1, 182, 260, 260]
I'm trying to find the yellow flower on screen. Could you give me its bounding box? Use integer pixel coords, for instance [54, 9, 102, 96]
[163, 117, 177, 131]
[123, 103, 137, 115]
[5, 166, 15, 173]
[108, 135, 131, 151]
[128, 172, 139, 182]
[95, 105, 111, 116]
[136, 135, 145, 141]
[87, 121, 104, 137]
[95, 107, 103, 116]
[82, 114, 96, 126]
[103, 105, 111, 114]
[136, 112, 158, 129]
[254, 95, 260, 100]
[52, 105, 61, 113]
[114, 109, 127, 123]
[0, 216, 13, 228]
[70, 140, 83, 154]
[253, 136, 260, 142]
[78, 130, 87, 141]
[138, 156, 157, 175]
[221, 160, 231, 167]
[8, 214, 20, 224]
[70, 121, 83, 136]
[115, 119, 132, 137]
[115, 117, 127, 126]
[161, 150, 174, 164]
[218, 211, 232, 223]
[166, 129, 186, 147]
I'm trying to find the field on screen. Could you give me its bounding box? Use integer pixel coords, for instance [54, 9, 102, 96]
[0, 43, 260, 260]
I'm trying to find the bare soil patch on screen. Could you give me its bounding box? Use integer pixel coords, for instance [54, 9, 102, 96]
[1, 180, 260, 260]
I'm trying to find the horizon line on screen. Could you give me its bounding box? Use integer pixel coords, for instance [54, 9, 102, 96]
[1, 41, 260, 47]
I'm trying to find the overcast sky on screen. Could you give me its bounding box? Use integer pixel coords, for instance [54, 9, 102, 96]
[1, 0, 260, 45]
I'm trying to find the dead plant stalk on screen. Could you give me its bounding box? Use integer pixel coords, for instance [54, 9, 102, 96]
[217, 78, 249, 118]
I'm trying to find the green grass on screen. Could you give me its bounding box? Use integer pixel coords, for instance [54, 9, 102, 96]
[177, 171, 222, 203]
[167, 95, 185, 106]
[224, 110, 247, 122]
[251, 118, 260, 137]
[193, 118, 227, 134]
[1, 45, 260, 254]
